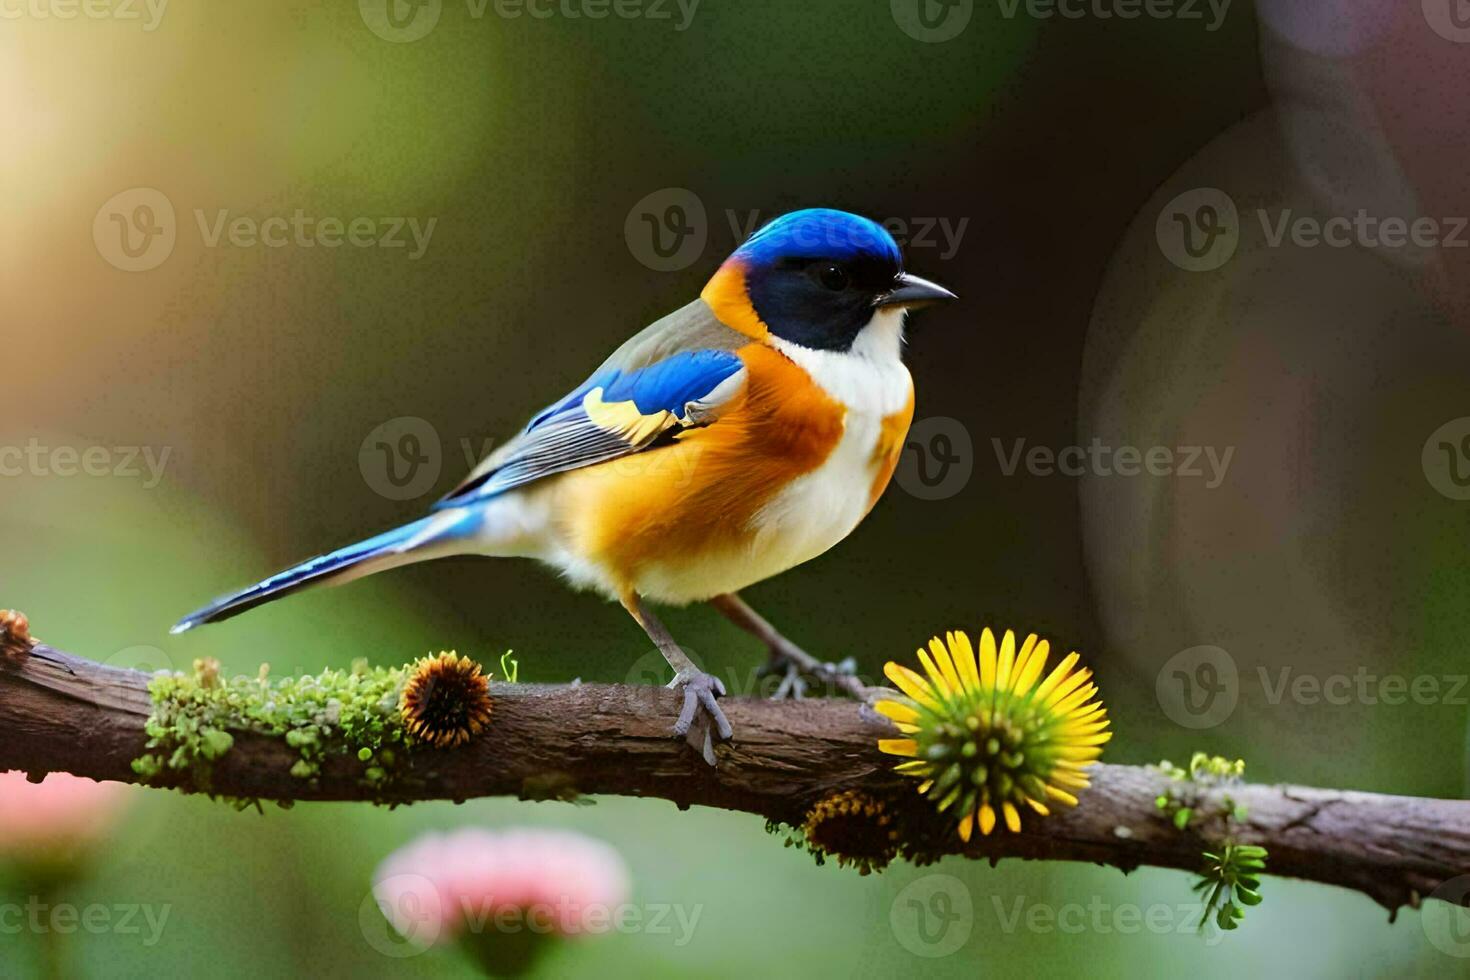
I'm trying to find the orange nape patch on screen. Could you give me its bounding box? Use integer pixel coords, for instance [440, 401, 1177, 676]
[700, 260, 769, 341]
[552, 343, 846, 597]
[868, 386, 915, 511]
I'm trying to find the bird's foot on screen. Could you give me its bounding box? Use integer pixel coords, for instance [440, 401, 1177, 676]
[669, 669, 732, 767]
[757, 651, 860, 701]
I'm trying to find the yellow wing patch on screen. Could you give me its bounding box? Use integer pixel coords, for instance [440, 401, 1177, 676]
[582, 387, 678, 447]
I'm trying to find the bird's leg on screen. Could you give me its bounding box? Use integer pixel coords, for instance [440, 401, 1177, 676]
[708, 593, 868, 701]
[621, 593, 732, 766]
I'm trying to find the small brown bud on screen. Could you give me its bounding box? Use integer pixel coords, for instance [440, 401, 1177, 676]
[0, 610, 36, 658]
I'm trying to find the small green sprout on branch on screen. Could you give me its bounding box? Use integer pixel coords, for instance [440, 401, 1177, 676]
[1151, 752, 1268, 933]
[1194, 843, 1268, 933]
[1151, 752, 1247, 831]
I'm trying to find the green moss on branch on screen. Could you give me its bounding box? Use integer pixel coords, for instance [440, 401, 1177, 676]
[132, 657, 430, 805]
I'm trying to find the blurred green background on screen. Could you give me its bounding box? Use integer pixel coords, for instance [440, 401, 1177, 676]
[6, 0, 1470, 976]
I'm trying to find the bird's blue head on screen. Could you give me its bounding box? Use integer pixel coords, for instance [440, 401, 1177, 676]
[701, 208, 956, 352]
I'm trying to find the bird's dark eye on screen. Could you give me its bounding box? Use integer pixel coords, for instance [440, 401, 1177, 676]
[814, 262, 850, 291]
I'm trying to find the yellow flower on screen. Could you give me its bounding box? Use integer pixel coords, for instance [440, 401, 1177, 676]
[876, 629, 1110, 842]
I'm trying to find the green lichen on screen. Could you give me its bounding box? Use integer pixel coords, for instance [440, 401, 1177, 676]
[132, 655, 424, 804]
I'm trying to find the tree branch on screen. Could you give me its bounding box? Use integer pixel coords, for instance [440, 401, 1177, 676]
[1, 642, 1466, 915]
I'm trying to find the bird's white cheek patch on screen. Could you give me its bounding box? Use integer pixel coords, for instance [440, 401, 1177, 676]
[767, 310, 911, 418]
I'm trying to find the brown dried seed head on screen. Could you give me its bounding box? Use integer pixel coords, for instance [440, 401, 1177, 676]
[802, 789, 900, 875]
[400, 652, 493, 749]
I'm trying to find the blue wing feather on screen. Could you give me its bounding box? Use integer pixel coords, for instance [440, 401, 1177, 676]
[600, 350, 745, 416]
[435, 348, 744, 508]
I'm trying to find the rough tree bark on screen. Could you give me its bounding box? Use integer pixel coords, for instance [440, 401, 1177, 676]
[1, 642, 1467, 916]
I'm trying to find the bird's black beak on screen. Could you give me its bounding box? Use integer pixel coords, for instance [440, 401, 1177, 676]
[876, 272, 958, 310]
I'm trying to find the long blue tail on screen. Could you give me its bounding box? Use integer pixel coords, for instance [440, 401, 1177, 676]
[171, 512, 471, 634]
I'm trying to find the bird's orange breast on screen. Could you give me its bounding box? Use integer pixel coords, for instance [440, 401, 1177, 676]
[868, 388, 915, 511]
[552, 343, 847, 595]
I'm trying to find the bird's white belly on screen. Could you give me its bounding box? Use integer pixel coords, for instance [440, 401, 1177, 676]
[745, 411, 881, 576]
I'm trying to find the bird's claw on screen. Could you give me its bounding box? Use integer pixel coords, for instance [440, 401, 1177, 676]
[669, 670, 732, 766]
[757, 653, 858, 701]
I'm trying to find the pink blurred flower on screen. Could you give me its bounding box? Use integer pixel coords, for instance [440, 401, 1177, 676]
[0, 771, 133, 867]
[372, 827, 631, 959]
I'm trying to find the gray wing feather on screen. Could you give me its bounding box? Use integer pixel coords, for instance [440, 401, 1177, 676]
[435, 300, 749, 508]
[592, 298, 750, 373]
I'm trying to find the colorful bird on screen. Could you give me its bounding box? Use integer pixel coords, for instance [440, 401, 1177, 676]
[172, 208, 956, 764]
